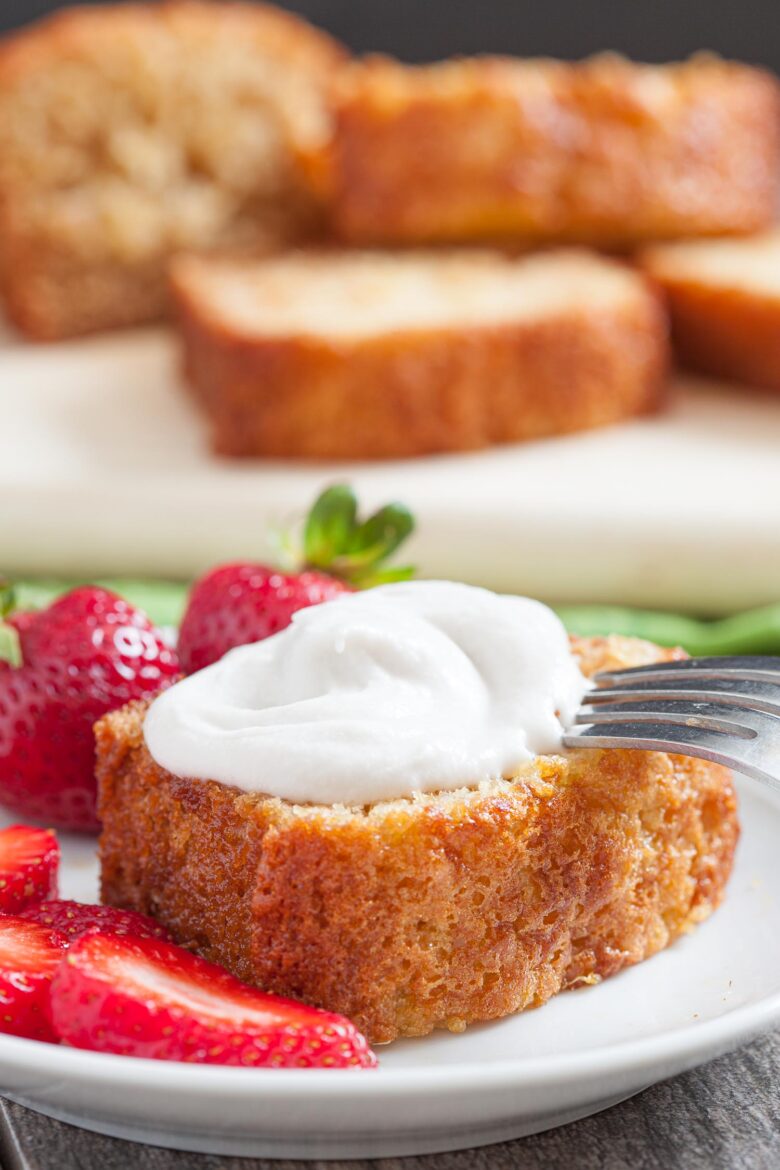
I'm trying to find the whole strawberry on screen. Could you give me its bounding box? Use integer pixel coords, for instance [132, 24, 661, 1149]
[178, 485, 415, 674]
[178, 565, 349, 676]
[0, 585, 179, 832]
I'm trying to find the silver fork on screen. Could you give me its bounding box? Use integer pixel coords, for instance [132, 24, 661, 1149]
[562, 656, 780, 790]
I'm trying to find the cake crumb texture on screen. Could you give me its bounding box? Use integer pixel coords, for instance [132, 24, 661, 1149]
[640, 230, 780, 393]
[0, 0, 345, 339]
[315, 54, 780, 246]
[170, 248, 668, 459]
[97, 634, 738, 1043]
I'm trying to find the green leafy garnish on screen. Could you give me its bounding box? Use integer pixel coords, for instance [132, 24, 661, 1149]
[303, 484, 358, 569]
[302, 485, 415, 588]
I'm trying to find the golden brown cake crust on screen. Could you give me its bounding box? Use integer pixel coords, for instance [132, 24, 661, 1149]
[640, 239, 780, 394]
[0, 1, 346, 340]
[170, 250, 668, 460]
[97, 634, 739, 1044]
[315, 54, 780, 246]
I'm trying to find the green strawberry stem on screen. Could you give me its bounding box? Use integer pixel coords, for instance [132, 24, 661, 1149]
[0, 581, 21, 668]
[302, 485, 415, 589]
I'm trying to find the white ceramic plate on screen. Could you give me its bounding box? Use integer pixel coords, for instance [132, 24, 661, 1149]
[3, 323, 780, 614]
[0, 777, 777, 1159]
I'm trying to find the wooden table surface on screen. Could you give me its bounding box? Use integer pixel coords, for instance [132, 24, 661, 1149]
[0, 1029, 778, 1170]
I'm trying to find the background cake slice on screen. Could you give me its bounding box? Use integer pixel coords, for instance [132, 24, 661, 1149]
[97, 634, 738, 1045]
[313, 54, 780, 246]
[170, 247, 668, 459]
[0, 0, 346, 339]
[640, 231, 780, 393]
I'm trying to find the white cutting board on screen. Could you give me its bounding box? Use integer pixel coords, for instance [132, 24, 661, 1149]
[2, 321, 779, 615]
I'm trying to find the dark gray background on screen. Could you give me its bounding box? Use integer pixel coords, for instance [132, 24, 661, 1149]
[0, 0, 778, 70]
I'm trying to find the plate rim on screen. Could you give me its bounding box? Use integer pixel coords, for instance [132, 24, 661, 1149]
[0, 978, 778, 1098]
[1, 777, 778, 1100]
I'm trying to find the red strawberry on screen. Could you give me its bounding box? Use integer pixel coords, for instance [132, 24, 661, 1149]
[21, 900, 172, 946]
[178, 565, 350, 674]
[51, 933, 377, 1068]
[178, 485, 414, 673]
[0, 825, 59, 913]
[7, 611, 36, 639]
[0, 914, 64, 1041]
[0, 586, 180, 832]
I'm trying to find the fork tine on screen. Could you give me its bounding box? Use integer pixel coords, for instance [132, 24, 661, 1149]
[575, 697, 780, 743]
[562, 719, 780, 791]
[574, 699, 759, 739]
[585, 684, 780, 718]
[595, 655, 780, 686]
[568, 657, 780, 790]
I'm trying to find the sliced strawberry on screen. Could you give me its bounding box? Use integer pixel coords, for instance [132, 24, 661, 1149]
[21, 900, 172, 946]
[0, 825, 59, 913]
[52, 933, 377, 1068]
[0, 914, 63, 1041]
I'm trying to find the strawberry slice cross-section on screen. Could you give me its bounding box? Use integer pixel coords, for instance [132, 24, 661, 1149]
[0, 914, 63, 1042]
[0, 825, 59, 914]
[52, 933, 377, 1069]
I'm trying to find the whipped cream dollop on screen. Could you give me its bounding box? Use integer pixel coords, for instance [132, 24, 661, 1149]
[143, 581, 589, 805]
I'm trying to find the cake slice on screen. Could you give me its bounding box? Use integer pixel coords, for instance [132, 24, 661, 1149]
[640, 231, 780, 393]
[97, 633, 738, 1045]
[0, 1, 345, 339]
[312, 54, 780, 246]
[170, 248, 668, 459]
